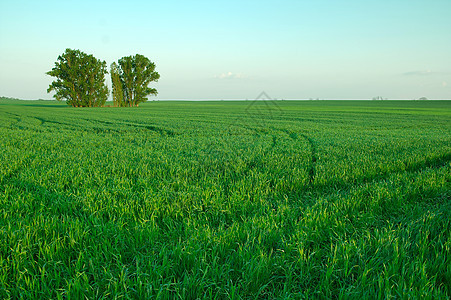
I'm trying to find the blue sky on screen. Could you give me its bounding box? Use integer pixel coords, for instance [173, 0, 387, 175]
[1, 0, 450, 100]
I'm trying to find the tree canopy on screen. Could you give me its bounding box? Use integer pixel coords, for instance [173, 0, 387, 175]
[113, 54, 160, 107]
[110, 62, 124, 107]
[47, 49, 109, 107]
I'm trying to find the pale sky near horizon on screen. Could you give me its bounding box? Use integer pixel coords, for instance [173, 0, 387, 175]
[1, 0, 450, 100]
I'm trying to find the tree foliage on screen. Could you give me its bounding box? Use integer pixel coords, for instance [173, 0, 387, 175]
[114, 54, 160, 107]
[47, 49, 109, 107]
[110, 62, 124, 107]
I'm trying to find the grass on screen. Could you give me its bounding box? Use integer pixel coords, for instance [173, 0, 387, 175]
[0, 99, 450, 299]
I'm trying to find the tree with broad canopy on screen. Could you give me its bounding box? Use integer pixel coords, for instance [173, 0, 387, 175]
[113, 54, 160, 107]
[47, 49, 109, 107]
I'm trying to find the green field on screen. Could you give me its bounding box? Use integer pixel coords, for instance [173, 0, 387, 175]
[0, 99, 450, 299]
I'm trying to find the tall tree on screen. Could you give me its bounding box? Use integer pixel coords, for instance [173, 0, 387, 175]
[47, 49, 109, 107]
[117, 54, 160, 106]
[110, 62, 124, 107]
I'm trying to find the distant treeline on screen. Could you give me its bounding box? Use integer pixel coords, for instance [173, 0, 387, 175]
[0, 96, 20, 101]
[0, 97, 51, 101]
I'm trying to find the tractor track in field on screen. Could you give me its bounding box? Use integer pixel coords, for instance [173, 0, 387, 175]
[224, 118, 277, 153]
[81, 118, 177, 136]
[33, 116, 46, 126]
[33, 117, 76, 128]
[1, 113, 75, 129]
[3, 113, 78, 130]
[13, 115, 178, 136]
[1, 111, 22, 126]
[224, 118, 317, 186]
[275, 128, 317, 186]
[299, 133, 317, 185]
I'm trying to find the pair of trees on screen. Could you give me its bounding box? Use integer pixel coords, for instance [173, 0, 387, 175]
[47, 49, 159, 107]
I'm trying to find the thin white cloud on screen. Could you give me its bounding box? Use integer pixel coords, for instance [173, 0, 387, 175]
[403, 70, 449, 76]
[214, 72, 247, 80]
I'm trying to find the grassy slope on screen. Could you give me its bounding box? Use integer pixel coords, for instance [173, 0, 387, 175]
[0, 99, 450, 299]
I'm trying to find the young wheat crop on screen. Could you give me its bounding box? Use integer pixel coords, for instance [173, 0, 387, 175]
[0, 99, 450, 298]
